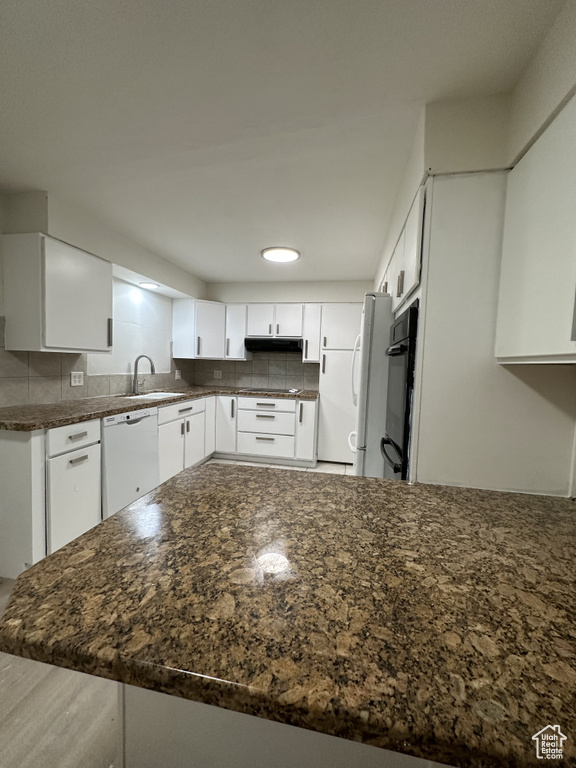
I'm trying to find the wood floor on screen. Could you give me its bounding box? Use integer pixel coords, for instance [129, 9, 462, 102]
[0, 577, 122, 768]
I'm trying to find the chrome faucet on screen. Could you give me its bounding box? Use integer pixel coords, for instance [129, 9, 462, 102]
[133, 355, 156, 394]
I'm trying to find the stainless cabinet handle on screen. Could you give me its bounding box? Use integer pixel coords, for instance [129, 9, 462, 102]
[299, 403, 303, 423]
[256, 402, 275, 407]
[68, 431, 88, 441]
[268, 323, 272, 335]
[276, 324, 279, 334]
[186, 420, 190, 433]
[323, 336, 327, 348]
[383, 281, 388, 294]
[107, 318, 113, 347]
[322, 354, 326, 374]
[69, 454, 88, 465]
[396, 270, 405, 297]
[197, 337, 201, 356]
[231, 400, 235, 418]
[256, 436, 274, 442]
[178, 406, 193, 413]
[226, 338, 230, 357]
[181, 422, 185, 435]
[256, 414, 275, 419]
[304, 339, 308, 359]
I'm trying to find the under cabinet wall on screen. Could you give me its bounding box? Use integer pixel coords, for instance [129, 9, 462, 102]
[192, 353, 320, 392]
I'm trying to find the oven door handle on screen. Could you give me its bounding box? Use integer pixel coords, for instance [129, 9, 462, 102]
[385, 343, 407, 357]
[381, 437, 402, 474]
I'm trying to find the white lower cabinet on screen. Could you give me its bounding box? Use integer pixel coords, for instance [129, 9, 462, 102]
[158, 399, 207, 483]
[222, 396, 317, 464]
[46, 443, 101, 554]
[216, 396, 237, 453]
[318, 350, 355, 463]
[205, 396, 216, 455]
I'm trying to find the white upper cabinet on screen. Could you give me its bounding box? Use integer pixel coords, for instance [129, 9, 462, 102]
[2, 233, 113, 353]
[383, 186, 425, 312]
[246, 304, 275, 336]
[196, 300, 226, 359]
[302, 304, 322, 363]
[172, 299, 225, 359]
[225, 304, 250, 360]
[495, 93, 576, 363]
[274, 304, 303, 336]
[246, 304, 303, 337]
[320, 303, 363, 350]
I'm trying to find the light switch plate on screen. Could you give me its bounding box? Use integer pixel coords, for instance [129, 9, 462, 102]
[70, 371, 84, 387]
[214, 370, 222, 379]
[174, 370, 181, 380]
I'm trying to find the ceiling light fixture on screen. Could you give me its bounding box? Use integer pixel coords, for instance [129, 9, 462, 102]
[139, 282, 159, 290]
[261, 247, 300, 263]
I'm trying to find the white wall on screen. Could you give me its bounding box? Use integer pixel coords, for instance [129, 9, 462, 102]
[88, 280, 172, 375]
[424, 95, 511, 174]
[414, 172, 576, 496]
[374, 113, 426, 291]
[206, 281, 372, 303]
[508, 0, 576, 162]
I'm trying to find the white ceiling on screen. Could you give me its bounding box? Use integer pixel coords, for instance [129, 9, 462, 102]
[0, 0, 565, 284]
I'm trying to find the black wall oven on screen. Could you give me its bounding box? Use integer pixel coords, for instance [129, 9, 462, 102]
[381, 301, 418, 481]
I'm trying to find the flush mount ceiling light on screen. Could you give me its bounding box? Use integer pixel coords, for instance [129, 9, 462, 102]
[139, 282, 159, 290]
[261, 247, 300, 263]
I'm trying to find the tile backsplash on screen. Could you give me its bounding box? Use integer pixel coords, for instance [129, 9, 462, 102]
[190, 352, 320, 391]
[0, 317, 319, 409]
[0, 316, 195, 408]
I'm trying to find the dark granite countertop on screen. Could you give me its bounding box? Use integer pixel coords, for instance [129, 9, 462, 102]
[0, 388, 319, 431]
[0, 465, 575, 767]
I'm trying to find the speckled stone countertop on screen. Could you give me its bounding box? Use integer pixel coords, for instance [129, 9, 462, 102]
[1, 465, 575, 767]
[0, 388, 318, 431]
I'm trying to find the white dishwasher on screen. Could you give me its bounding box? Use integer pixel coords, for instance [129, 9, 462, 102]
[102, 407, 159, 518]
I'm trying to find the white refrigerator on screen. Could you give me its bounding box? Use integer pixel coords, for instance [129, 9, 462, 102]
[350, 293, 394, 478]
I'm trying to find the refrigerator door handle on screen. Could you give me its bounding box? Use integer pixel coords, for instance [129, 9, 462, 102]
[347, 431, 357, 452]
[351, 334, 361, 406]
[381, 437, 402, 474]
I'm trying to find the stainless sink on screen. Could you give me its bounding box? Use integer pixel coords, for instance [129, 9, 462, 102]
[239, 388, 302, 394]
[122, 391, 185, 400]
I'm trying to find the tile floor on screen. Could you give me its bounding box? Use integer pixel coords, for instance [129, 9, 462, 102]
[0, 459, 353, 766]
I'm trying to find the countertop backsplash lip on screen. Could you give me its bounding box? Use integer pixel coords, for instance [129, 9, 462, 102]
[0, 464, 574, 767]
[0, 387, 319, 431]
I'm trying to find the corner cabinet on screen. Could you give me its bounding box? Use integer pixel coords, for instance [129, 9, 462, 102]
[495, 93, 576, 363]
[2, 233, 113, 353]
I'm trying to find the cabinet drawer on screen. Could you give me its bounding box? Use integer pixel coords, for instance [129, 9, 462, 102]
[237, 432, 295, 458]
[237, 397, 296, 412]
[158, 399, 205, 425]
[237, 410, 295, 436]
[47, 419, 100, 457]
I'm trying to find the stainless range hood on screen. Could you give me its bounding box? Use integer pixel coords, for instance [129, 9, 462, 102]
[244, 338, 303, 353]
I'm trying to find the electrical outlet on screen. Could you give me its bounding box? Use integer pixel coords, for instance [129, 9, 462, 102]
[70, 371, 84, 387]
[174, 370, 181, 380]
[213, 370, 222, 379]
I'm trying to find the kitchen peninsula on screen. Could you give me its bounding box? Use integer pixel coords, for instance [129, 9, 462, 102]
[0, 464, 574, 767]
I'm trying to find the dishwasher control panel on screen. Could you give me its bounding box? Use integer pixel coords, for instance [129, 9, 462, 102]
[102, 407, 158, 426]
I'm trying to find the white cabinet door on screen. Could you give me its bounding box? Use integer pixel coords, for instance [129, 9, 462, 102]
[401, 187, 424, 306]
[295, 400, 318, 461]
[318, 350, 355, 463]
[389, 229, 405, 312]
[196, 301, 226, 359]
[44, 238, 113, 352]
[302, 304, 322, 363]
[46, 443, 102, 554]
[246, 304, 274, 336]
[204, 396, 216, 457]
[184, 411, 206, 468]
[274, 304, 303, 336]
[158, 420, 185, 483]
[225, 304, 249, 359]
[172, 299, 196, 359]
[216, 396, 237, 452]
[320, 304, 363, 350]
[495, 93, 576, 362]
